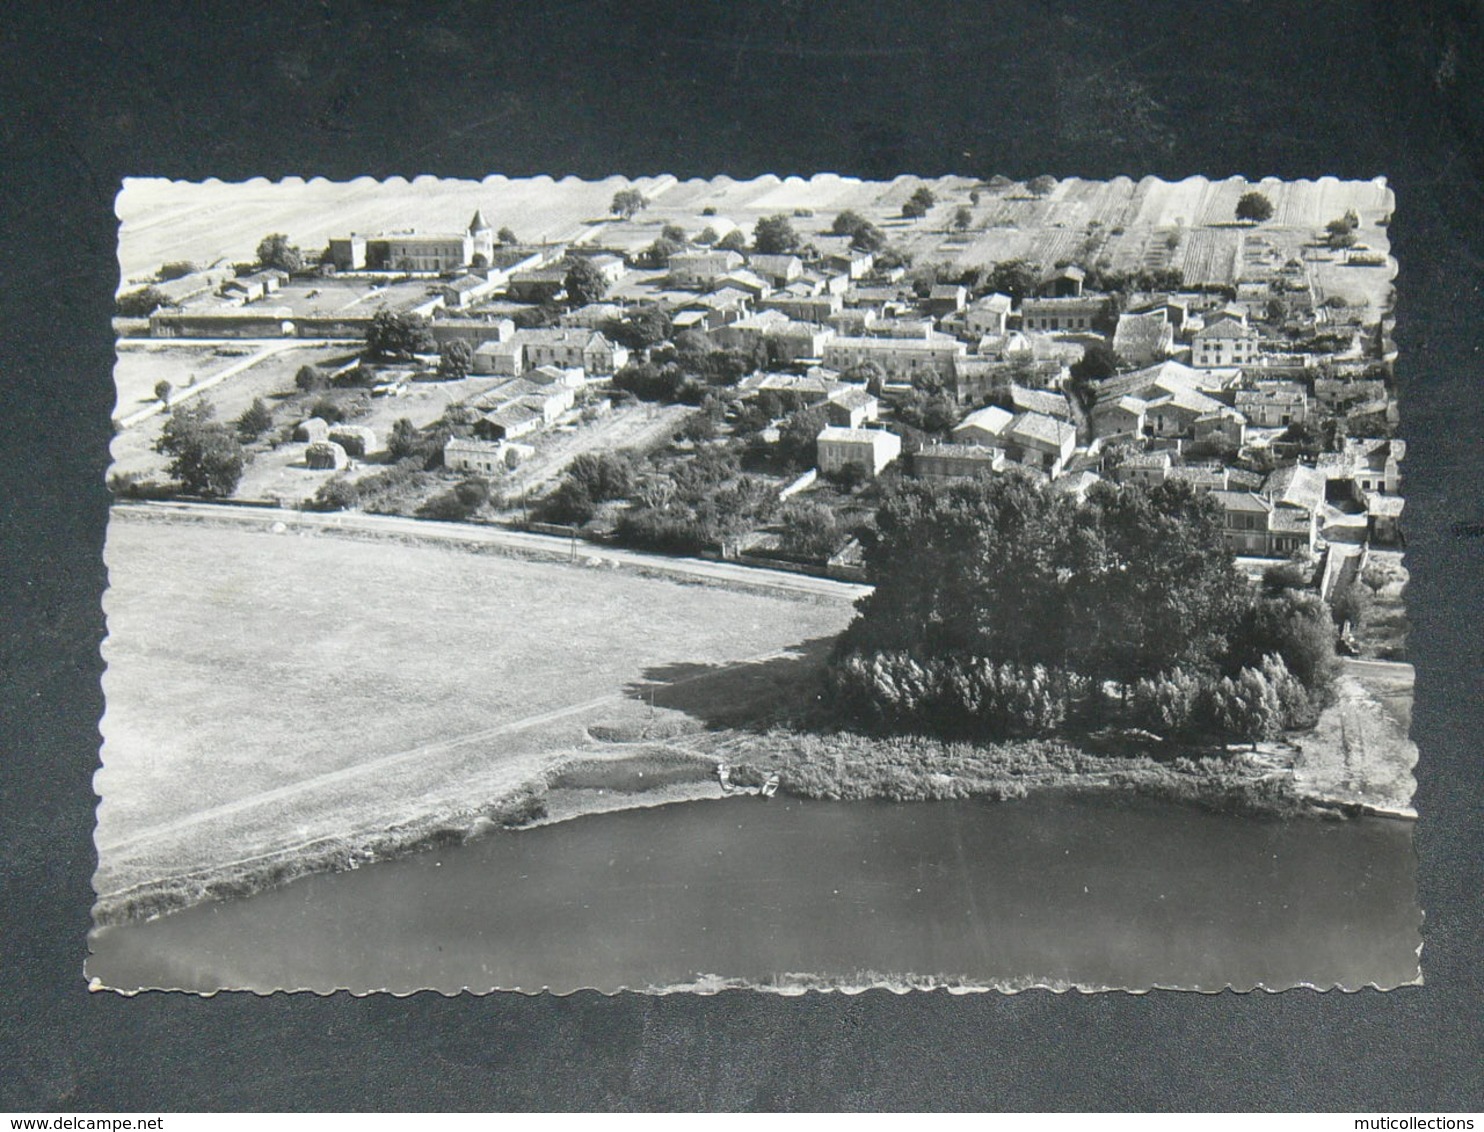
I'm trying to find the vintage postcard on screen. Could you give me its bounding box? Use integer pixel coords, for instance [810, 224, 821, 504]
[89, 174, 1418, 994]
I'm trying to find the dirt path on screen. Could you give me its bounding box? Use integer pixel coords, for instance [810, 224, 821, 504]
[115, 500, 872, 601]
[97, 644, 799, 860]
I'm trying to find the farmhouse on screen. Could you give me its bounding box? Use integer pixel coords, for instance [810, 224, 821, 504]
[1318, 438, 1406, 496]
[430, 317, 515, 348]
[514, 328, 628, 374]
[1000, 412, 1077, 477]
[951, 404, 1014, 446]
[223, 269, 287, 304]
[442, 273, 498, 310]
[815, 426, 901, 478]
[1211, 491, 1317, 558]
[964, 293, 1013, 337]
[382, 232, 475, 273]
[824, 250, 874, 279]
[1112, 309, 1175, 367]
[925, 284, 968, 316]
[443, 437, 510, 476]
[1192, 317, 1260, 368]
[1008, 384, 1072, 420]
[1113, 450, 1173, 487]
[669, 249, 745, 287]
[475, 403, 542, 441]
[1020, 295, 1106, 333]
[914, 443, 1006, 479]
[745, 254, 804, 285]
[506, 267, 568, 304]
[715, 269, 772, 300]
[1144, 386, 1227, 438]
[758, 291, 843, 322]
[1193, 407, 1248, 447]
[1038, 264, 1086, 297]
[824, 385, 879, 429]
[821, 334, 966, 383]
[472, 339, 525, 376]
[1235, 383, 1310, 428]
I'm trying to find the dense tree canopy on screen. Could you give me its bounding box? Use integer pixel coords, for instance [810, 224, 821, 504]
[117, 286, 170, 318]
[610, 189, 646, 219]
[1027, 175, 1057, 198]
[1235, 191, 1275, 223]
[155, 402, 247, 497]
[437, 338, 474, 380]
[365, 308, 435, 360]
[901, 186, 936, 219]
[846, 476, 1252, 687]
[753, 214, 801, 255]
[563, 256, 609, 307]
[605, 304, 672, 350]
[256, 233, 303, 273]
[983, 259, 1038, 303]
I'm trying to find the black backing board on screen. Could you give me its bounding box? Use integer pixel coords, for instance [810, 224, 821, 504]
[3, 0, 1481, 1111]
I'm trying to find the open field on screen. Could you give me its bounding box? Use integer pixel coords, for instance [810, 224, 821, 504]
[95, 512, 858, 919]
[109, 343, 359, 484]
[119, 175, 1394, 295]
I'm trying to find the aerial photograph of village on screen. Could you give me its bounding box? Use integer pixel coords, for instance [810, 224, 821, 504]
[89, 173, 1419, 995]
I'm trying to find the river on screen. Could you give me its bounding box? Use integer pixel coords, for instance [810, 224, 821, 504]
[88, 793, 1420, 994]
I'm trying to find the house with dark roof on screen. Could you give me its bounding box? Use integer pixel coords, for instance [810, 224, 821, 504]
[1038, 264, 1086, 297]
[1112, 309, 1175, 367]
[474, 402, 542, 441]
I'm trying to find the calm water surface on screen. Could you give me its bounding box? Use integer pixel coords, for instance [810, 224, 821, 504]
[89, 793, 1420, 993]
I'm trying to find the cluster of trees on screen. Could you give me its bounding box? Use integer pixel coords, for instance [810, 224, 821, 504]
[753, 214, 801, 255]
[599, 303, 670, 351]
[900, 186, 936, 220]
[542, 450, 640, 525]
[365, 309, 434, 361]
[777, 500, 846, 560]
[117, 286, 171, 318]
[256, 233, 302, 273]
[1325, 209, 1361, 249]
[829, 652, 1076, 739]
[829, 210, 887, 252]
[614, 447, 778, 554]
[610, 333, 763, 404]
[154, 402, 248, 497]
[610, 190, 647, 219]
[830, 475, 1337, 744]
[563, 257, 609, 307]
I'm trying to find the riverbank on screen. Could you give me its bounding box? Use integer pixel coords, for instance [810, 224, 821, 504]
[93, 710, 1412, 928]
[94, 512, 1416, 929]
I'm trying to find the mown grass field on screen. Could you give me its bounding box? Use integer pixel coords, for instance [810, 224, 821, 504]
[95, 513, 857, 916]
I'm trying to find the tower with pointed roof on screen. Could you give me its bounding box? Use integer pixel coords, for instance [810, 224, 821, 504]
[468, 209, 494, 267]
